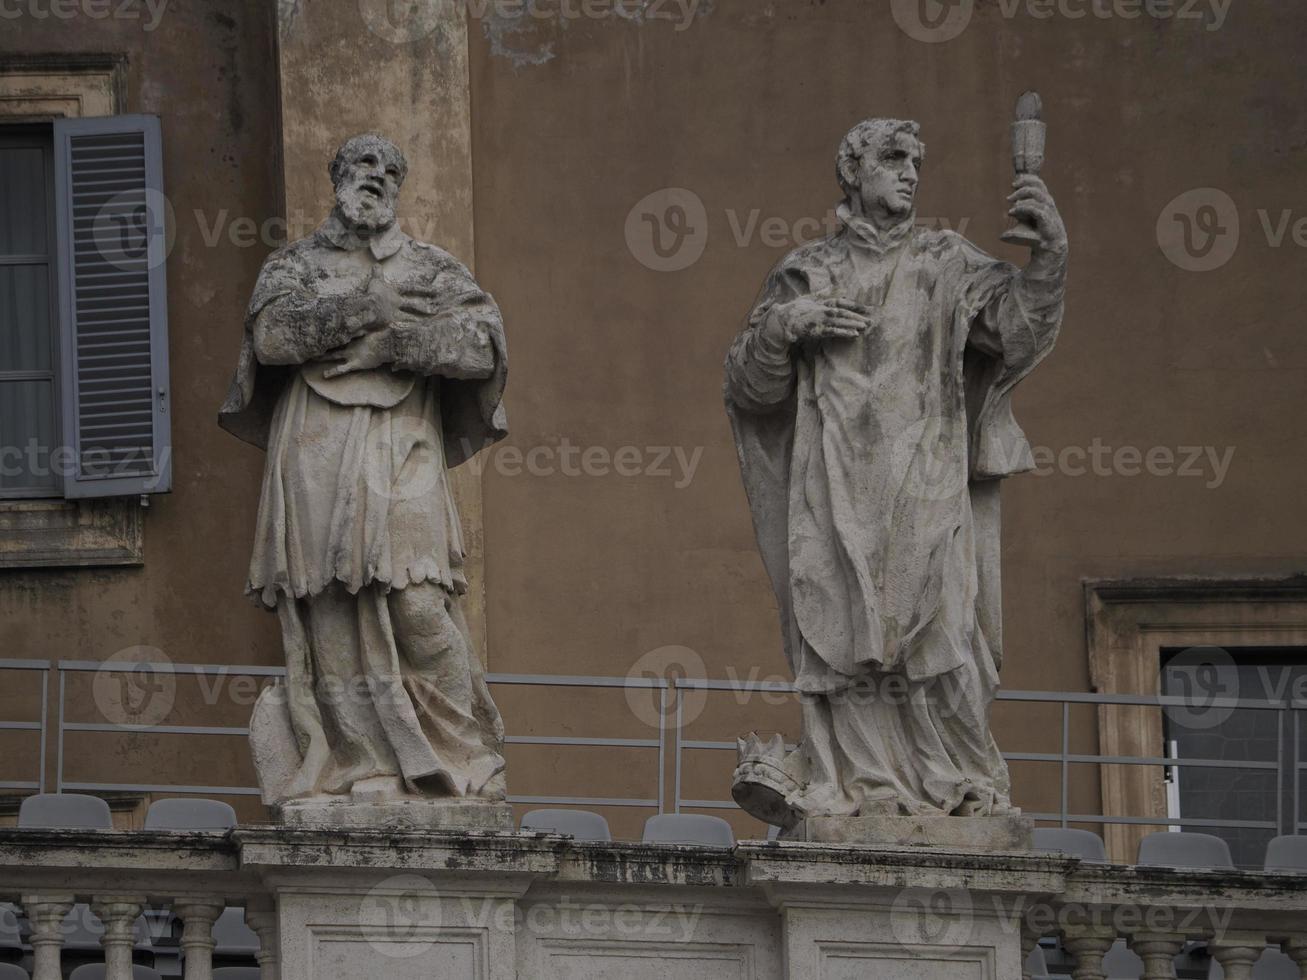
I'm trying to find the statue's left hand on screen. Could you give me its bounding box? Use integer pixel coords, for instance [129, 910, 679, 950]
[1008, 175, 1067, 258]
[322, 329, 392, 378]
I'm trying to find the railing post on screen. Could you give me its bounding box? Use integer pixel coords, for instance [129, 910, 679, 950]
[22, 893, 72, 980]
[1282, 935, 1307, 980]
[1129, 931, 1185, 980]
[175, 898, 223, 980]
[91, 896, 144, 980]
[1062, 925, 1116, 980]
[246, 899, 280, 980]
[1210, 933, 1268, 980]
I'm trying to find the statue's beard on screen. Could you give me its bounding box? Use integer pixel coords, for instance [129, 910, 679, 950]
[336, 185, 396, 234]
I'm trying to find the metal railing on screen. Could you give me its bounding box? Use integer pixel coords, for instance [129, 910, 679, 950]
[671, 677, 1307, 836]
[2, 659, 1304, 834]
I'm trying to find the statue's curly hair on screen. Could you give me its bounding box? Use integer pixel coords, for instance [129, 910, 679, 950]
[328, 134, 409, 188]
[836, 119, 923, 196]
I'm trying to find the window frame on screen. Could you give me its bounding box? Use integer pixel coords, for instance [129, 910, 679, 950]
[0, 121, 63, 500]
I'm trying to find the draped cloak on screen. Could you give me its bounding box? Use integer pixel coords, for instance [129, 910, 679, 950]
[725, 205, 1064, 697]
[216, 215, 510, 802]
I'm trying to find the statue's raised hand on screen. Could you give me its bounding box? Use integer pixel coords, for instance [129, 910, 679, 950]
[765, 297, 875, 347]
[1007, 175, 1067, 258]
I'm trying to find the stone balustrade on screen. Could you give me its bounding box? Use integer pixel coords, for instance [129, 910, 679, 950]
[2, 827, 1305, 980]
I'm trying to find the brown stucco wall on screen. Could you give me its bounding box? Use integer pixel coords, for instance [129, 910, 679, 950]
[2, 0, 1305, 839]
[0, 0, 282, 821]
[466, 0, 1307, 836]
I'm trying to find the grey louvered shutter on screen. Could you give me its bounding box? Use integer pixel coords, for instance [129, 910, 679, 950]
[53, 115, 171, 498]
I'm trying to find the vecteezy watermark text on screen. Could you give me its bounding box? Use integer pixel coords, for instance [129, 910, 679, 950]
[890, 0, 1230, 44]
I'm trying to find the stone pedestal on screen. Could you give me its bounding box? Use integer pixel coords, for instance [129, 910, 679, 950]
[277, 798, 513, 832]
[785, 814, 1033, 850]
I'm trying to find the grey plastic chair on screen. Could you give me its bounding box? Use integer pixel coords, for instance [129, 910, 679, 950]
[212, 969, 262, 980]
[520, 808, 612, 841]
[1264, 835, 1307, 872]
[144, 798, 238, 831]
[1025, 943, 1050, 979]
[642, 813, 735, 847]
[68, 967, 162, 980]
[1033, 827, 1108, 863]
[17, 793, 112, 830]
[1136, 831, 1234, 870]
[0, 964, 29, 979]
[212, 908, 260, 957]
[1104, 938, 1144, 979]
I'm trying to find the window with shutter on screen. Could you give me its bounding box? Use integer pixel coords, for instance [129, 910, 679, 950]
[53, 114, 171, 499]
[0, 126, 60, 499]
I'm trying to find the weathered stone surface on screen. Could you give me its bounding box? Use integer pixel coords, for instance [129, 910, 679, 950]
[221, 134, 511, 820]
[276, 798, 514, 833]
[784, 814, 1033, 851]
[724, 109, 1067, 832]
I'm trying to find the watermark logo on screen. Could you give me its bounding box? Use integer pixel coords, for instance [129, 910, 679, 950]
[92, 646, 176, 729]
[1156, 188, 1240, 272]
[890, 887, 975, 951]
[358, 0, 451, 43]
[1161, 645, 1238, 732]
[92, 187, 176, 275]
[624, 187, 709, 272]
[891, 416, 969, 502]
[359, 0, 704, 45]
[0, 0, 169, 31]
[363, 417, 443, 503]
[624, 644, 707, 730]
[891, 0, 974, 43]
[361, 874, 442, 957]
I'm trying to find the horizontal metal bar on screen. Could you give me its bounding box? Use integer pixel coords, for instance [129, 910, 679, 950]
[1005, 752, 1278, 770]
[1023, 812, 1279, 830]
[57, 660, 285, 677]
[675, 678, 797, 693]
[0, 781, 41, 790]
[672, 679, 1305, 710]
[504, 735, 660, 748]
[679, 739, 798, 752]
[0, 660, 53, 671]
[507, 795, 659, 808]
[0, 722, 42, 731]
[679, 799, 739, 810]
[61, 782, 264, 796]
[63, 723, 250, 736]
[486, 673, 666, 689]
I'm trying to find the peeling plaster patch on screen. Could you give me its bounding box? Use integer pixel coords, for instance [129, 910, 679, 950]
[480, 10, 557, 68]
[479, 0, 714, 68]
[278, 0, 300, 37]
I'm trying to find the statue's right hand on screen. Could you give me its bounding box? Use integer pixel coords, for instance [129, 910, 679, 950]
[339, 291, 394, 338]
[766, 297, 875, 346]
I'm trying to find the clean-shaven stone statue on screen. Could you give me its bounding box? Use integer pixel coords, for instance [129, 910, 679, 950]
[725, 113, 1066, 844]
[220, 134, 510, 828]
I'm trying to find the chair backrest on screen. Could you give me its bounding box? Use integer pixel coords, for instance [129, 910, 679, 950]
[144, 798, 238, 831]
[1103, 938, 1144, 979]
[211, 969, 262, 980]
[1265, 835, 1307, 872]
[1136, 831, 1234, 870]
[212, 908, 260, 955]
[1032, 828, 1108, 863]
[1024, 943, 1049, 980]
[0, 963, 30, 979]
[519, 808, 612, 842]
[642, 814, 735, 847]
[68, 966, 162, 980]
[18, 793, 112, 830]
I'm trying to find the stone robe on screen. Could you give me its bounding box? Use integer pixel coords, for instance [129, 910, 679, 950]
[724, 205, 1064, 818]
[219, 214, 509, 802]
